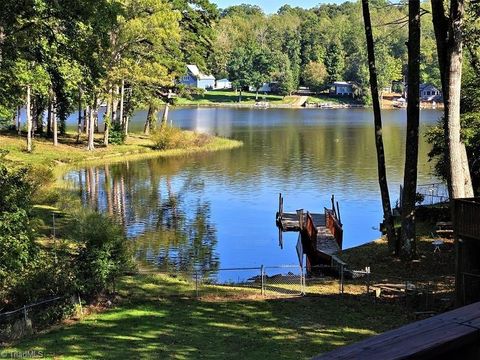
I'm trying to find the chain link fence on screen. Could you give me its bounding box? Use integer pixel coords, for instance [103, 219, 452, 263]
[0, 296, 83, 342]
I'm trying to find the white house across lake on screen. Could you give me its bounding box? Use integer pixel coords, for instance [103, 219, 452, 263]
[178, 65, 216, 90]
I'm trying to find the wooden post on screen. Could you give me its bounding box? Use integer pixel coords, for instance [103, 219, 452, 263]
[336, 201, 342, 224]
[297, 209, 304, 230]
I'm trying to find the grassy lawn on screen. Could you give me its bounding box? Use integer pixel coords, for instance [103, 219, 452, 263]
[176, 90, 299, 106]
[306, 94, 361, 106]
[6, 273, 411, 360]
[0, 131, 242, 169]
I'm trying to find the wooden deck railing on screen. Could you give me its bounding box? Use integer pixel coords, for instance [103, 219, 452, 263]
[314, 301, 480, 359]
[454, 198, 480, 240]
[325, 208, 343, 250]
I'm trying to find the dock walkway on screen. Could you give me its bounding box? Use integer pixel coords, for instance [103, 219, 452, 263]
[277, 212, 340, 256]
[276, 194, 344, 270]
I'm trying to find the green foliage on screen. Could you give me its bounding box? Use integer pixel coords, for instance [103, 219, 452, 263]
[0, 156, 36, 290]
[109, 123, 126, 145]
[426, 113, 480, 195]
[303, 61, 328, 92]
[151, 126, 210, 150]
[72, 212, 134, 298]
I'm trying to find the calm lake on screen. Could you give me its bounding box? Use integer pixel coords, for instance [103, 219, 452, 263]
[65, 107, 441, 273]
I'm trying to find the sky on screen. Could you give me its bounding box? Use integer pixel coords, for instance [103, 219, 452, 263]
[211, 0, 346, 14]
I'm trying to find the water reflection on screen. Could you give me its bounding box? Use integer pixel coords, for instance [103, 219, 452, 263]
[67, 107, 442, 269]
[68, 161, 219, 274]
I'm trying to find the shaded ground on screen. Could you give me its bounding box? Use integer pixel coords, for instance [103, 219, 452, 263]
[6, 274, 410, 360]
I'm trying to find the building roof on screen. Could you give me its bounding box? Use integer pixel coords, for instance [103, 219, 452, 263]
[332, 81, 352, 86]
[186, 64, 215, 81]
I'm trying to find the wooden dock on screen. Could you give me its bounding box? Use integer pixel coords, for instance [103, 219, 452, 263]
[276, 194, 344, 271]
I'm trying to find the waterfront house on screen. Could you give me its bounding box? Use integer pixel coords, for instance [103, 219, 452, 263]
[329, 81, 354, 96]
[419, 83, 442, 102]
[215, 78, 232, 90]
[404, 83, 442, 102]
[178, 65, 216, 90]
[248, 83, 273, 93]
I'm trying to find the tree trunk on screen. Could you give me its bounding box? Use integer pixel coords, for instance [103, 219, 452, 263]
[431, 0, 474, 199]
[361, 0, 397, 254]
[52, 95, 58, 146]
[103, 94, 112, 147]
[16, 106, 21, 134]
[87, 104, 95, 151]
[26, 85, 32, 152]
[255, 90, 259, 101]
[161, 91, 172, 127]
[112, 86, 119, 125]
[76, 88, 82, 143]
[400, 0, 421, 260]
[82, 109, 87, 133]
[144, 104, 157, 135]
[47, 98, 52, 137]
[119, 79, 125, 135]
[239, 89, 242, 103]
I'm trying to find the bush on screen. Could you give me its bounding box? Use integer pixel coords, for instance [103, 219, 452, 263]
[151, 126, 188, 150]
[151, 126, 211, 150]
[71, 212, 134, 298]
[109, 122, 126, 145]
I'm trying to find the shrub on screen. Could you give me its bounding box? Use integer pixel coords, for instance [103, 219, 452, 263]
[109, 122, 126, 145]
[71, 212, 134, 298]
[151, 126, 188, 150]
[151, 126, 212, 150]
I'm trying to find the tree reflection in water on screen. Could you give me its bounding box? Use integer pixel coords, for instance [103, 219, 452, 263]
[70, 160, 219, 277]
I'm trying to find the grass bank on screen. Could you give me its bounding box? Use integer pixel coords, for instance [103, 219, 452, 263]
[176, 89, 289, 106]
[176, 89, 363, 108]
[0, 131, 242, 169]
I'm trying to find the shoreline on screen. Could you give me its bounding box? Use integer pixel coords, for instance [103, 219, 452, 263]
[1, 132, 243, 170]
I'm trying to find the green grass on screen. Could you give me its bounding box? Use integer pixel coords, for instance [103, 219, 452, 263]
[6, 273, 411, 360]
[1, 131, 242, 170]
[176, 90, 298, 106]
[306, 94, 361, 105]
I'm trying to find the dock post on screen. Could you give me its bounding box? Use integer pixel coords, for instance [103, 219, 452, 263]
[297, 209, 304, 230]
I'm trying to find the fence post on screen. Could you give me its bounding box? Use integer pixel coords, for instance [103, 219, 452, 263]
[301, 265, 305, 295]
[367, 273, 370, 296]
[261, 265, 265, 296]
[339, 264, 344, 295]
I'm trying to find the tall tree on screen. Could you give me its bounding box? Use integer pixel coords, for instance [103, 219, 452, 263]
[431, 0, 474, 199]
[401, 0, 421, 260]
[361, 0, 397, 254]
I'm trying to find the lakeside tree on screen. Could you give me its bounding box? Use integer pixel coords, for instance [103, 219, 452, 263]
[303, 61, 328, 93]
[361, 0, 397, 254]
[431, 0, 474, 199]
[400, 0, 421, 260]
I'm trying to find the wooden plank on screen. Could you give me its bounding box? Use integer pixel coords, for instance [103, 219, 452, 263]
[314, 302, 480, 360]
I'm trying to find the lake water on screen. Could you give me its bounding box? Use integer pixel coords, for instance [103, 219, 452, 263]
[65, 107, 441, 273]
